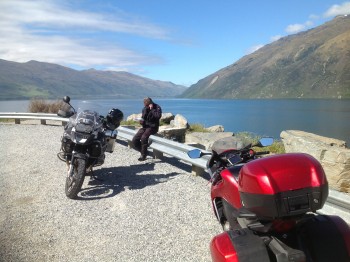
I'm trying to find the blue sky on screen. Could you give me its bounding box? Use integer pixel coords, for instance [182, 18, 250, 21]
[1, 1, 349, 86]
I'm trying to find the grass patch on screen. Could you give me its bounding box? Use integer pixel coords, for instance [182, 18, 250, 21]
[0, 119, 15, 123]
[233, 132, 285, 154]
[264, 140, 285, 154]
[187, 123, 209, 133]
[121, 119, 140, 126]
[121, 119, 171, 127]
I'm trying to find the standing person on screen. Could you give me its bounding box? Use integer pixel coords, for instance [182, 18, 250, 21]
[132, 97, 162, 161]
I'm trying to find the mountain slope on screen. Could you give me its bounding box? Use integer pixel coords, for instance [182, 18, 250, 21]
[0, 60, 187, 100]
[181, 15, 350, 99]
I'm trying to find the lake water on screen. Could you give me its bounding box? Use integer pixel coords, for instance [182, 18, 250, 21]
[1, 98, 349, 144]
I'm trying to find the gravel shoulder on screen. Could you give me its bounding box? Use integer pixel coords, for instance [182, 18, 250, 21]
[0, 123, 222, 262]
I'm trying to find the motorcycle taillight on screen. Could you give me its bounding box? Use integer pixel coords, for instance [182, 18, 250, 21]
[271, 219, 297, 233]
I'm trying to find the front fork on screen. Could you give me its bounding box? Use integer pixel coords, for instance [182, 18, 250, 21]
[67, 154, 75, 178]
[67, 151, 89, 178]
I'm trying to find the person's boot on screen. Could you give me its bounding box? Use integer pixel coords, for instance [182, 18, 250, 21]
[138, 155, 147, 161]
[138, 144, 148, 161]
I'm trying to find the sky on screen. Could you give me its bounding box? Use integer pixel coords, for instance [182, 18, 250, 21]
[0, 1, 350, 87]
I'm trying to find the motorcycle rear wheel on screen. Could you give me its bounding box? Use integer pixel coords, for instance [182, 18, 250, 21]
[65, 158, 86, 199]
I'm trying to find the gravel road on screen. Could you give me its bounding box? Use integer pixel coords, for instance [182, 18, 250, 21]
[0, 123, 222, 262]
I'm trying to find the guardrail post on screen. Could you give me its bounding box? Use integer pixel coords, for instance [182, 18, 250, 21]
[41, 119, 47, 125]
[153, 149, 163, 159]
[15, 119, 20, 124]
[192, 165, 205, 176]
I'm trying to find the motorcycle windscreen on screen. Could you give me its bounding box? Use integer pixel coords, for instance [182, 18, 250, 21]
[74, 110, 102, 133]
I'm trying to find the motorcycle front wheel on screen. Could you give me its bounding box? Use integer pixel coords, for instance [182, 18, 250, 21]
[65, 158, 86, 199]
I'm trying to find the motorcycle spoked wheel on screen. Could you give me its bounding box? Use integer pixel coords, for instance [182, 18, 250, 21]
[65, 158, 86, 199]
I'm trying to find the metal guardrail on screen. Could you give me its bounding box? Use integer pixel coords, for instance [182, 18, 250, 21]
[1, 113, 350, 223]
[0, 112, 68, 125]
[116, 126, 211, 176]
[317, 189, 350, 223]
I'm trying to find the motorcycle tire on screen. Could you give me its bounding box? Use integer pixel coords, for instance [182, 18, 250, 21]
[65, 158, 86, 199]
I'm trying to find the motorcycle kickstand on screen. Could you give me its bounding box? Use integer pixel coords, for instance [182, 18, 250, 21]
[88, 167, 103, 182]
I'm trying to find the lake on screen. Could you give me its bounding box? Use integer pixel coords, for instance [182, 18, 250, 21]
[1, 98, 349, 144]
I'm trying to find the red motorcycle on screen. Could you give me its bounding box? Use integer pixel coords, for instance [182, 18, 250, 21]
[188, 137, 350, 262]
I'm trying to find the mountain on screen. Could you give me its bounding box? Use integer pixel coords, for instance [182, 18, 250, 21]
[0, 60, 187, 100]
[181, 15, 350, 99]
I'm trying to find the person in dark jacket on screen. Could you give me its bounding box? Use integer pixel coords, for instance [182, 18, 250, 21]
[132, 97, 162, 161]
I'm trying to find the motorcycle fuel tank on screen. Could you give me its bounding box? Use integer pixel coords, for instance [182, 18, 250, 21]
[238, 153, 328, 219]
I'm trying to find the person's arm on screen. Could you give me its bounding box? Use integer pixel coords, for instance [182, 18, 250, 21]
[140, 107, 149, 124]
[148, 104, 162, 121]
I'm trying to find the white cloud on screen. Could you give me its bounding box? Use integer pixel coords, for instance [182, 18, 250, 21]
[304, 20, 314, 27]
[324, 2, 350, 17]
[0, 0, 169, 71]
[259, 2, 350, 59]
[246, 44, 264, 55]
[284, 19, 313, 34]
[0, 0, 170, 39]
[285, 23, 307, 34]
[270, 35, 282, 42]
[283, 2, 350, 35]
[309, 14, 320, 20]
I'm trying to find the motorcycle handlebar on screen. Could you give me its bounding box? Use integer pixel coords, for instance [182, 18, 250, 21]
[255, 151, 270, 156]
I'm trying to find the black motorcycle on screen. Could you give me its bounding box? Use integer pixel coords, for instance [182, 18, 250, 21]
[57, 96, 123, 199]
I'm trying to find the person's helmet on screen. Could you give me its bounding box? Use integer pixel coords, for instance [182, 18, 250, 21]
[106, 108, 123, 130]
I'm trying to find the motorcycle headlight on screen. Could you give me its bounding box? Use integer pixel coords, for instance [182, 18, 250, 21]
[75, 123, 93, 133]
[72, 131, 90, 144]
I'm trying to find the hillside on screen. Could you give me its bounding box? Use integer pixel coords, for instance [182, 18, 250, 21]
[181, 15, 350, 99]
[0, 60, 187, 100]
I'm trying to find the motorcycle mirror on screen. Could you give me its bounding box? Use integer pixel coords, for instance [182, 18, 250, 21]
[257, 137, 274, 147]
[187, 149, 202, 159]
[63, 96, 71, 103]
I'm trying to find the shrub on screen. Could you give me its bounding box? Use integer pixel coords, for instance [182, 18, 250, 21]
[220, 132, 285, 154]
[264, 140, 285, 154]
[121, 119, 140, 126]
[187, 123, 209, 133]
[236, 132, 285, 154]
[28, 99, 65, 113]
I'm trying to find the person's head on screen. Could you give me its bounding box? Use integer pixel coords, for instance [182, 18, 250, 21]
[143, 97, 153, 106]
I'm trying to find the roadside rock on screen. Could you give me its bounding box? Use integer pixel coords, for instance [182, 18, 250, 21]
[126, 113, 174, 123]
[127, 113, 142, 121]
[161, 113, 175, 124]
[185, 132, 234, 150]
[205, 125, 224, 132]
[280, 130, 350, 193]
[170, 114, 189, 129]
[158, 126, 187, 142]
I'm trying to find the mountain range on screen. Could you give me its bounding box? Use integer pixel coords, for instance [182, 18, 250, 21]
[0, 59, 187, 100]
[180, 15, 350, 99]
[1, 15, 349, 100]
